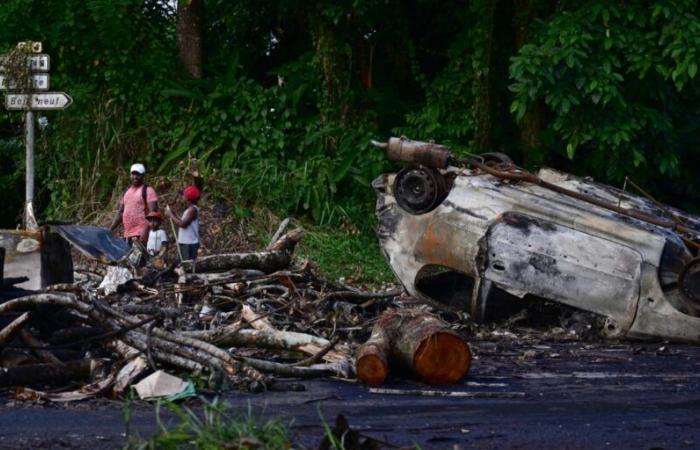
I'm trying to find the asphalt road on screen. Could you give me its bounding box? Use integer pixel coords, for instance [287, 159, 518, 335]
[0, 335, 699, 449]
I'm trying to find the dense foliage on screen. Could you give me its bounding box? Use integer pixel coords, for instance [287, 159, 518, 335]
[1, 0, 700, 229]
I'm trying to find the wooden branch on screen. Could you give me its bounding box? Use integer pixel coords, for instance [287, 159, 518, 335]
[293, 336, 340, 367]
[49, 326, 105, 345]
[0, 293, 82, 314]
[239, 305, 348, 362]
[180, 251, 291, 273]
[267, 229, 305, 252]
[241, 357, 352, 378]
[19, 329, 63, 365]
[113, 356, 148, 395]
[322, 289, 403, 303]
[0, 312, 32, 350]
[267, 218, 290, 249]
[240, 305, 275, 332]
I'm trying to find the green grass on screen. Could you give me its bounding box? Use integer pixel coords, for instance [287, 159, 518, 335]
[125, 398, 292, 450]
[296, 225, 394, 285]
[229, 199, 395, 286]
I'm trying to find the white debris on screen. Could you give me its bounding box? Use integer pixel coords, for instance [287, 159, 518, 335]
[133, 370, 189, 400]
[98, 266, 132, 295]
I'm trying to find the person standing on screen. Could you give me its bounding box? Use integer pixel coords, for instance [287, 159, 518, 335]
[166, 185, 200, 261]
[110, 163, 158, 243]
[145, 211, 168, 257]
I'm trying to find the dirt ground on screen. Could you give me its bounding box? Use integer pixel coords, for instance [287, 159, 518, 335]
[0, 332, 698, 450]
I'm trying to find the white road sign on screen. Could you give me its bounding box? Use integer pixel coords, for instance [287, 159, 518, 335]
[5, 92, 72, 110]
[0, 54, 50, 72]
[0, 74, 49, 91]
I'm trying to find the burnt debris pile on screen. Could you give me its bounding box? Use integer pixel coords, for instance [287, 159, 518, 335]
[0, 226, 418, 401]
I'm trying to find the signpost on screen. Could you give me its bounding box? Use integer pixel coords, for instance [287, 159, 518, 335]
[0, 74, 49, 91]
[1, 42, 71, 229]
[5, 92, 72, 110]
[0, 54, 50, 72]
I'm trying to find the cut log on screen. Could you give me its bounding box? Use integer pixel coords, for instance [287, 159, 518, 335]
[355, 309, 471, 385]
[355, 311, 401, 385]
[393, 313, 471, 385]
[0, 359, 92, 387]
[180, 251, 291, 273]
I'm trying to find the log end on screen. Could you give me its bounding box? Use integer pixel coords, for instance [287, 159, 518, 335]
[356, 344, 389, 385]
[413, 332, 471, 385]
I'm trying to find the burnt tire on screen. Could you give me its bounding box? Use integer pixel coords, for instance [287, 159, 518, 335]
[393, 166, 447, 215]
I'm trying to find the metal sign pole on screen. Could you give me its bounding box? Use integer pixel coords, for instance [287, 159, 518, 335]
[1, 42, 67, 229]
[25, 109, 36, 230]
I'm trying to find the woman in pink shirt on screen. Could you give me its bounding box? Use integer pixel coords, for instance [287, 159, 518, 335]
[110, 163, 158, 243]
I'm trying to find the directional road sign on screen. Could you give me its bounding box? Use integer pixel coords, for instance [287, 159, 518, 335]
[0, 54, 50, 72]
[0, 74, 49, 91]
[5, 92, 72, 110]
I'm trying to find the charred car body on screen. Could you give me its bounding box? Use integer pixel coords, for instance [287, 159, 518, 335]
[373, 137, 700, 343]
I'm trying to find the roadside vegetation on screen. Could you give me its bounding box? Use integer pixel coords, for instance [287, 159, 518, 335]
[2, 1, 700, 282]
[124, 399, 293, 449]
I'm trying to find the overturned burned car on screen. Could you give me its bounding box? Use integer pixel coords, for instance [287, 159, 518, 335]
[373, 137, 700, 343]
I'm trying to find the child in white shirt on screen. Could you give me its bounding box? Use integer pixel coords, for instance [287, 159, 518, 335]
[145, 211, 168, 257]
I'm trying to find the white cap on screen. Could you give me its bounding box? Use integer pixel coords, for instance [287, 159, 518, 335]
[130, 163, 146, 174]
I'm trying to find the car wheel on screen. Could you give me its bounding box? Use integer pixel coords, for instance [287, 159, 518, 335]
[393, 166, 447, 215]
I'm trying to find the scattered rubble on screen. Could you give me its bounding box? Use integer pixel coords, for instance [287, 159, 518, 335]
[0, 225, 415, 400]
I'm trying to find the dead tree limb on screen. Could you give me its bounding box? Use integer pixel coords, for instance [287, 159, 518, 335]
[241, 357, 352, 378]
[0, 312, 32, 350]
[180, 251, 291, 273]
[293, 336, 340, 367]
[267, 229, 305, 252]
[322, 289, 403, 303]
[267, 218, 290, 249]
[19, 329, 63, 365]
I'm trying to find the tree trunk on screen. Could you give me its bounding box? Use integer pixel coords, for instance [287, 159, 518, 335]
[513, 0, 551, 166]
[356, 310, 471, 385]
[393, 313, 471, 385]
[472, 0, 496, 152]
[177, 0, 204, 78]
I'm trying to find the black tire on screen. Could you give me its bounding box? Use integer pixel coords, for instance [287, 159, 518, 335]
[393, 166, 447, 215]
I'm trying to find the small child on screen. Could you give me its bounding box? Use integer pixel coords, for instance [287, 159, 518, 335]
[145, 211, 168, 257]
[166, 185, 200, 261]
